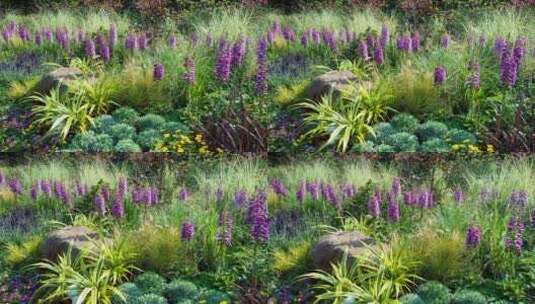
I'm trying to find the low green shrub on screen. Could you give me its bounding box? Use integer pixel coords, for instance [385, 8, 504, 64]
[115, 139, 142, 152]
[134, 272, 167, 295]
[113, 107, 140, 125]
[69, 131, 114, 152]
[451, 289, 487, 304]
[446, 129, 477, 145]
[136, 114, 166, 131]
[376, 144, 395, 153]
[400, 293, 425, 304]
[415, 121, 448, 142]
[134, 293, 168, 304]
[136, 129, 161, 151]
[110, 123, 136, 141]
[92, 115, 116, 134]
[163, 279, 199, 303]
[390, 113, 420, 134]
[112, 283, 143, 304]
[420, 138, 450, 152]
[387, 132, 419, 152]
[371, 122, 396, 144]
[417, 281, 451, 304]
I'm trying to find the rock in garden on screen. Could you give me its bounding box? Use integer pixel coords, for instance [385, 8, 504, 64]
[35, 67, 82, 94]
[304, 70, 358, 100]
[311, 231, 374, 271]
[39, 226, 101, 260]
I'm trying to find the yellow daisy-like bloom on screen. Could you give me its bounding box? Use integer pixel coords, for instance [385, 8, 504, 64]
[468, 145, 481, 153]
[163, 133, 171, 138]
[486, 144, 495, 153]
[195, 134, 204, 143]
[452, 144, 462, 151]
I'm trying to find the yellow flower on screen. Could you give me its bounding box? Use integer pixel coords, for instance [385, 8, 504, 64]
[216, 148, 224, 154]
[486, 144, 495, 153]
[452, 144, 461, 151]
[164, 133, 171, 138]
[195, 134, 204, 143]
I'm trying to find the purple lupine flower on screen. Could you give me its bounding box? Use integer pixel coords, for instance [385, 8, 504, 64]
[282, 26, 295, 42]
[137, 33, 148, 50]
[125, 33, 137, 49]
[150, 187, 159, 205]
[2, 28, 12, 43]
[368, 194, 381, 218]
[323, 31, 337, 51]
[506, 218, 524, 254]
[101, 186, 110, 202]
[181, 221, 195, 241]
[179, 187, 189, 201]
[509, 190, 528, 208]
[513, 37, 526, 66]
[183, 56, 196, 85]
[109, 24, 117, 47]
[465, 225, 481, 248]
[117, 177, 127, 198]
[266, 30, 274, 44]
[217, 36, 227, 51]
[255, 38, 268, 94]
[40, 180, 51, 197]
[296, 181, 306, 203]
[99, 44, 110, 62]
[396, 35, 411, 52]
[440, 34, 450, 49]
[357, 39, 369, 60]
[433, 66, 446, 85]
[153, 63, 164, 81]
[411, 31, 420, 52]
[234, 189, 247, 207]
[366, 33, 376, 50]
[231, 38, 246, 67]
[453, 188, 463, 204]
[167, 35, 177, 48]
[403, 191, 416, 206]
[323, 183, 340, 209]
[300, 32, 308, 47]
[493, 37, 507, 58]
[341, 182, 356, 199]
[215, 46, 232, 82]
[30, 184, 38, 201]
[467, 60, 481, 90]
[17, 26, 30, 41]
[391, 177, 401, 197]
[307, 181, 320, 201]
[248, 190, 269, 242]
[279, 286, 291, 304]
[84, 39, 96, 57]
[374, 46, 384, 65]
[311, 29, 321, 44]
[94, 194, 106, 216]
[387, 197, 400, 222]
[43, 28, 52, 42]
[111, 195, 124, 218]
[270, 179, 288, 197]
[379, 24, 389, 48]
[95, 34, 104, 48]
[418, 190, 431, 208]
[500, 50, 518, 87]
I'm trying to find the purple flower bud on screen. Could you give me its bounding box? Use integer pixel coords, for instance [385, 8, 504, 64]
[125, 33, 137, 49]
[453, 188, 463, 204]
[215, 46, 232, 82]
[40, 180, 51, 197]
[374, 46, 384, 65]
[300, 32, 308, 47]
[216, 212, 233, 246]
[270, 179, 288, 197]
[99, 44, 110, 62]
[84, 39, 96, 57]
[379, 24, 389, 48]
[117, 177, 127, 198]
[94, 194, 106, 216]
[43, 28, 52, 42]
[368, 194, 380, 218]
[179, 187, 190, 201]
[282, 26, 295, 42]
[509, 190, 528, 208]
[493, 37, 507, 58]
[248, 190, 270, 243]
[101, 186, 110, 202]
[387, 199, 400, 222]
[465, 224, 481, 248]
[341, 182, 356, 199]
[391, 177, 401, 197]
[311, 29, 320, 44]
[111, 195, 124, 218]
[137, 33, 148, 50]
[231, 38, 246, 67]
[433, 66, 447, 85]
[34, 32, 42, 45]
[500, 50, 518, 87]
[403, 191, 416, 206]
[30, 184, 38, 201]
[357, 39, 369, 61]
[440, 34, 450, 49]
[234, 189, 247, 207]
[167, 35, 177, 48]
[255, 38, 268, 94]
[181, 221, 194, 241]
[153, 63, 164, 81]
[467, 60, 481, 90]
